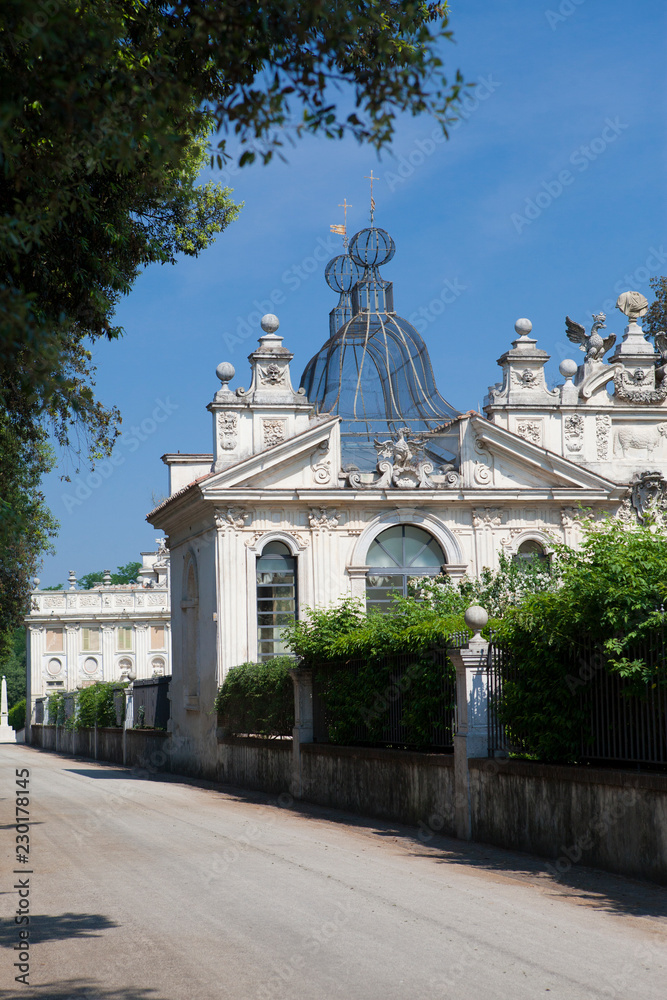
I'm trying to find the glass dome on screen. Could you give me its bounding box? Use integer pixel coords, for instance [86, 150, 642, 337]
[300, 226, 459, 470]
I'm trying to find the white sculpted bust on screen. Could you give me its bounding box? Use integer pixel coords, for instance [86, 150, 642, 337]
[616, 291, 649, 321]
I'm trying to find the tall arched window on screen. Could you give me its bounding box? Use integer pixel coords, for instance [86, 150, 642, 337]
[181, 555, 199, 707]
[366, 525, 446, 611]
[256, 541, 297, 661]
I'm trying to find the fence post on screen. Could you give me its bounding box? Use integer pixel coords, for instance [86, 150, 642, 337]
[448, 607, 490, 841]
[123, 683, 134, 767]
[289, 667, 313, 800]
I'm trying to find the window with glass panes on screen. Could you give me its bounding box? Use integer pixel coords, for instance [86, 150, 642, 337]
[256, 542, 297, 661]
[365, 525, 446, 611]
[117, 626, 133, 651]
[81, 627, 100, 652]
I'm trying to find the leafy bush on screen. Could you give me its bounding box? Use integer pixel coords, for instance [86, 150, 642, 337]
[75, 682, 126, 729]
[215, 657, 294, 737]
[282, 592, 466, 748]
[494, 515, 667, 761]
[47, 691, 65, 725]
[8, 698, 25, 731]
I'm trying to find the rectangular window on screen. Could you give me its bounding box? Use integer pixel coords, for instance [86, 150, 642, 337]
[117, 626, 133, 651]
[150, 625, 165, 650]
[46, 628, 64, 652]
[81, 627, 100, 652]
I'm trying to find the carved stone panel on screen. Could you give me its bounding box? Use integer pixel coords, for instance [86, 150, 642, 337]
[218, 411, 238, 451]
[595, 414, 611, 460]
[308, 507, 340, 529]
[515, 421, 541, 446]
[472, 507, 503, 528]
[564, 414, 584, 452]
[613, 421, 667, 459]
[263, 419, 286, 448]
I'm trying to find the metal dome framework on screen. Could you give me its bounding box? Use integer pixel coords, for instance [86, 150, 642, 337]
[301, 227, 460, 470]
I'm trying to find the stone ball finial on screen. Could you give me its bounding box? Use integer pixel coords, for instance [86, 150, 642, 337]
[559, 358, 578, 379]
[514, 318, 532, 337]
[216, 361, 235, 387]
[464, 605, 489, 635]
[32, 577, 40, 590]
[260, 313, 280, 334]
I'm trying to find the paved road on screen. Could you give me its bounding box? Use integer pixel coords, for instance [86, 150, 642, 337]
[1, 744, 666, 1000]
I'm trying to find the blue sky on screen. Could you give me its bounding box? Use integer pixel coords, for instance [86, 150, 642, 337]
[38, 0, 667, 586]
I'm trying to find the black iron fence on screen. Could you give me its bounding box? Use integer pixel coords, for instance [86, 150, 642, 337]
[132, 676, 171, 730]
[312, 644, 462, 752]
[488, 637, 667, 768]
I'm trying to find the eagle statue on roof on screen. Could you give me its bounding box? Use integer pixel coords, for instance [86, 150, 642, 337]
[565, 312, 615, 362]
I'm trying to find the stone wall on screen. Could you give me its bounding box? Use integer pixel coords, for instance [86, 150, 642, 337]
[217, 737, 293, 795]
[300, 744, 456, 830]
[469, 758, 667, 884]
[30, 725, 171, 771]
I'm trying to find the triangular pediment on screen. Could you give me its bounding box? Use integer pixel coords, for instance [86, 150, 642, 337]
[200, 415, 341, 494]
[465, 415, 616, 492]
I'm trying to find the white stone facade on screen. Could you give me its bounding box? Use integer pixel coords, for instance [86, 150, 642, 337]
[147, 287, 667, 774]
[26, 549, 171, 729]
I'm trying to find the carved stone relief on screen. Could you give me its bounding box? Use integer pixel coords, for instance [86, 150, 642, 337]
[564, 414, 584, 452]
[472, 508, 503, 528]
[613, 422, 667, 458]
[613, 369, 667, 404]
[311, 440, 332, 485]
[616, 471, 667, 525]
[346, 429, 433, 490]
[560, 507, 578, 528]
[512, 368, 540, 389]
[595, 414, 611, 460]
[258, 363, 286, 386]
[308, 507, 340, 529]
[263, 419, 286, 448]
[218, 411, 238, 451]
[215, 506, 251, 530]
[515, 421, 541, 445]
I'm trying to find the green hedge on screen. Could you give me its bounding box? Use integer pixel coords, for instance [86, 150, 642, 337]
[76, 682, 126, 728]
[215, 657, 294, 737]
[9, 698, 25, 731]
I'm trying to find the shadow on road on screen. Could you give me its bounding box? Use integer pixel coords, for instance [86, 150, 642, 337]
[0, 981, 172, 1000]
[65, 769, 140, 780]
[0, 913, 118, 946]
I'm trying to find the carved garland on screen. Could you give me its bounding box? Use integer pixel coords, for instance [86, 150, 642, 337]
[613, 371, 667, 405]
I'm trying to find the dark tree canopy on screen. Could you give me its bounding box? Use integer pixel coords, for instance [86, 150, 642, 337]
[0, 0, 462, 634]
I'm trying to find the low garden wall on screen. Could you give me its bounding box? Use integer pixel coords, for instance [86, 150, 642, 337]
[300, 744, 456, 830]
[216, 737, 293, 795]
[469, 758, 667, 884]
[30, 725, 171, 770]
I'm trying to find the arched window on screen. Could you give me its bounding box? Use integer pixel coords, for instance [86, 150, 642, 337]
[514, 539, 550, 568]
[366, 525, 446, 611]
[256, 541, 297, 661]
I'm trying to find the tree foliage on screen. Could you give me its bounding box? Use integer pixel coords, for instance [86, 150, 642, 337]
[645, 275, 667, 335]
[215, 657, 294, 737]
[77, 561, 142, 590]
[0, 624, 28, 706]
[0, 0, 463, 633]
[493, 516, 667, 761]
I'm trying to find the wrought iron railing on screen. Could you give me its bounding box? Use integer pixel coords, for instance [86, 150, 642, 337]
[312, 646, 459, 751]
[487, 637, 667, 768]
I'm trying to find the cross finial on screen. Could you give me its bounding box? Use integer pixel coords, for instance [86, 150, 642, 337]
[330, 197, 351, 247]
[365, 171, 378, 223]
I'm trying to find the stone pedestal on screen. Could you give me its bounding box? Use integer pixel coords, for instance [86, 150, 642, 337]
[448, 610, 491, 840]
[0, 675, 17, 743]
[289, 666, 314, 799]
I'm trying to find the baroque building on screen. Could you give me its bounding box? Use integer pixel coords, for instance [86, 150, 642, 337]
[26, 546, 171, 728]
[147, 223, 667, 773]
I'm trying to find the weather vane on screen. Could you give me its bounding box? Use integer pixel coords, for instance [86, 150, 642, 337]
[365, 171, 377, 223]
[330, 197, 351, 247]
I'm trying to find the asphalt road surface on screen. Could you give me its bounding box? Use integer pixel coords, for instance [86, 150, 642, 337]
[1, 744, 666, 1000]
